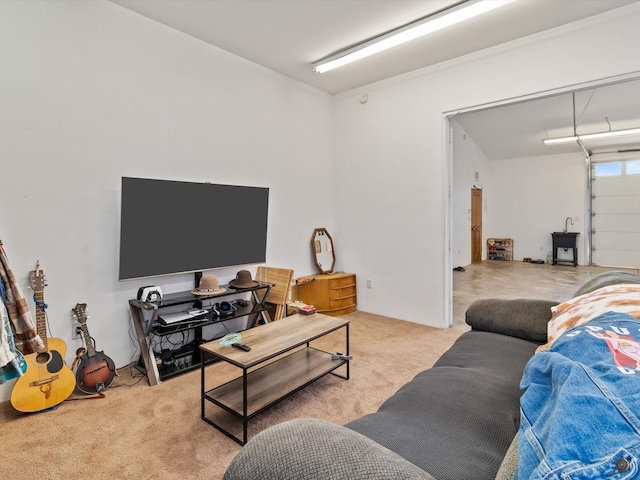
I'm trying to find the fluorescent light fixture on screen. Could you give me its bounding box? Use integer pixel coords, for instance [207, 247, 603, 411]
[312, 0, 514, 74]
[543, 127, 640, 145]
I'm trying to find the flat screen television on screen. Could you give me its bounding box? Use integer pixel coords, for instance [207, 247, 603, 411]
[119, 177, 269, 281]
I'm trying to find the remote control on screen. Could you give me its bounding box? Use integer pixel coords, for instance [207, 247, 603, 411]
[232, 342, 251, 351]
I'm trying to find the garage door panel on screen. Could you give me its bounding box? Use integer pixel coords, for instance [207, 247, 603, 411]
[594, 213, 640, 232]
[595, 195, 640, 214]
[596, 177, 640, 195]
[595, 249, 640, 269]
[595, 230, 640, 247]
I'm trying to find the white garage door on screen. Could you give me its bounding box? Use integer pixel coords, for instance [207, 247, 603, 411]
[592, 158, 640, 268]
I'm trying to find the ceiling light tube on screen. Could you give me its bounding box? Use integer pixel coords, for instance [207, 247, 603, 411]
[543, 127, 640, 145]
[542, 135, 579, 145]
[312, 0, 513, 74]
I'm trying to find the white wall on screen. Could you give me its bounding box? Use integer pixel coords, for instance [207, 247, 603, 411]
[0, 1, 334, 401]
[333, 3, 640, 328]
[486, 153, 587, 263]
[451, 119, 492, 267]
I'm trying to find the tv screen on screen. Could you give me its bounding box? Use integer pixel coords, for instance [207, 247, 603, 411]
[119, 177, 269, 281]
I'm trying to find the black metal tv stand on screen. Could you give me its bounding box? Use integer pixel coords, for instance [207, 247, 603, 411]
[129, 281, 272, 386]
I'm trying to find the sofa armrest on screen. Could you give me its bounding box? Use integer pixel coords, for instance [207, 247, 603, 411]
[465, 298, 558, 343]
[223, 418, 436, 480]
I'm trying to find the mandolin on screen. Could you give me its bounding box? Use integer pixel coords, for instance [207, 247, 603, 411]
[10, 262, 76, 412]
[72, 303, 117, 394]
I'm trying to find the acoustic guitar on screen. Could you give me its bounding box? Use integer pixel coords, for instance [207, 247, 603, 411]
[72, 303, 117, 394]
[10, 263, 76, 412]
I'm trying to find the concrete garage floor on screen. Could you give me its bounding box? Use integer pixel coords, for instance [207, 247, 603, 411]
[452, 260, 640, 329]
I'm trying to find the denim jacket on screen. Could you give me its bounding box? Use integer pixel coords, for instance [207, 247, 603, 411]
[517, 311, 640, 479]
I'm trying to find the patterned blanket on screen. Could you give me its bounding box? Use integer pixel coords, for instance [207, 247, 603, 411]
[537, 283, 640, 352]
[0, 241, 43, 367]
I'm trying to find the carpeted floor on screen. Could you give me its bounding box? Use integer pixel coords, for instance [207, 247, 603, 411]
[0, 311, 463, 480]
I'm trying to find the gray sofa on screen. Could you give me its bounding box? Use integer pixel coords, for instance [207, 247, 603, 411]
[223, 272, 640, 480]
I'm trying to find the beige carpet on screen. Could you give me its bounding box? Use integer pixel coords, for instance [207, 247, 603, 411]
[0, 311, 463, 480]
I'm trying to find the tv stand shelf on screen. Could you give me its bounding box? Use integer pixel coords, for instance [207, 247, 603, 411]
[129, 281, 272, 386]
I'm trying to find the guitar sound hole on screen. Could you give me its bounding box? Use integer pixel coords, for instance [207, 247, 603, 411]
[35, 352, 51, 365]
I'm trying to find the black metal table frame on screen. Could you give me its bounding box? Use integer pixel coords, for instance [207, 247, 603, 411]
[200, 323, 349, 446]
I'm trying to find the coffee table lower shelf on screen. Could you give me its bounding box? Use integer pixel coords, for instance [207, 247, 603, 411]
[201, 347, 347, 445]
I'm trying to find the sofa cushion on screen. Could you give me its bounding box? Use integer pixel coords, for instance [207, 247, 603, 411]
[346, 330, 539, 480]
[465, 298, 557, 343]
[495, 434, 518, 480]
[222, 418, 436, 480]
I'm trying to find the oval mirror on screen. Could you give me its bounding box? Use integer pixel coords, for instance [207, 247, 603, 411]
[311, 228, 335, 274]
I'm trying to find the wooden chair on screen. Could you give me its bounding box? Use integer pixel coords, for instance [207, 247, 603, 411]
[255, 266, 294, 321]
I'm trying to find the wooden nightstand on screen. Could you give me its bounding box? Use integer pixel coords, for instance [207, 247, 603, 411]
[295, 273, 357, 316]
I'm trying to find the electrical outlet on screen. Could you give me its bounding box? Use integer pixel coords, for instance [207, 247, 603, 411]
[366, 279, 372, 289]
[72, 322, 82, 340]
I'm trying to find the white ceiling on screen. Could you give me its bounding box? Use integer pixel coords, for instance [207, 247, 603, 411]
[455, 77, 640, 160]
[109, 0, 640, 159]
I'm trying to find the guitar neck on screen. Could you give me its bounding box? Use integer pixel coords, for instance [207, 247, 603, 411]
[80, 323, 96, 357]
[34, 291, 49, 351]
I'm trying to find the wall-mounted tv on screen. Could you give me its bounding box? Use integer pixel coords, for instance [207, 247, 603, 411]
[119, 177, 269, 281]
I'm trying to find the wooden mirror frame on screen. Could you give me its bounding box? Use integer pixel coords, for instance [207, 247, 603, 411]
[311, 228, 335, 274]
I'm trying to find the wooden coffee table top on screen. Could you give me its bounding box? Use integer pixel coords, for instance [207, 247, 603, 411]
[200, 312, 349, 368]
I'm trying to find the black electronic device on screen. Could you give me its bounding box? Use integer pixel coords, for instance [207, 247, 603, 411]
[119, 177, 269, 281]
[214, 301, 236, 319]
[157, 344, 195, 373]
[160, 349, 174, 368]
[232, 343, 251, 352]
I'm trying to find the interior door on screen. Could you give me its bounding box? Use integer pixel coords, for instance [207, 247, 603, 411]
[471, 188, 482, 263]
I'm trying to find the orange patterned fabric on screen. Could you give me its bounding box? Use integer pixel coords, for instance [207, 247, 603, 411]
[537, 283, 640, 352]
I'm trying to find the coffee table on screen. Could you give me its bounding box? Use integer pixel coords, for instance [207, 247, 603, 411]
[200, 312, 350, 445]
